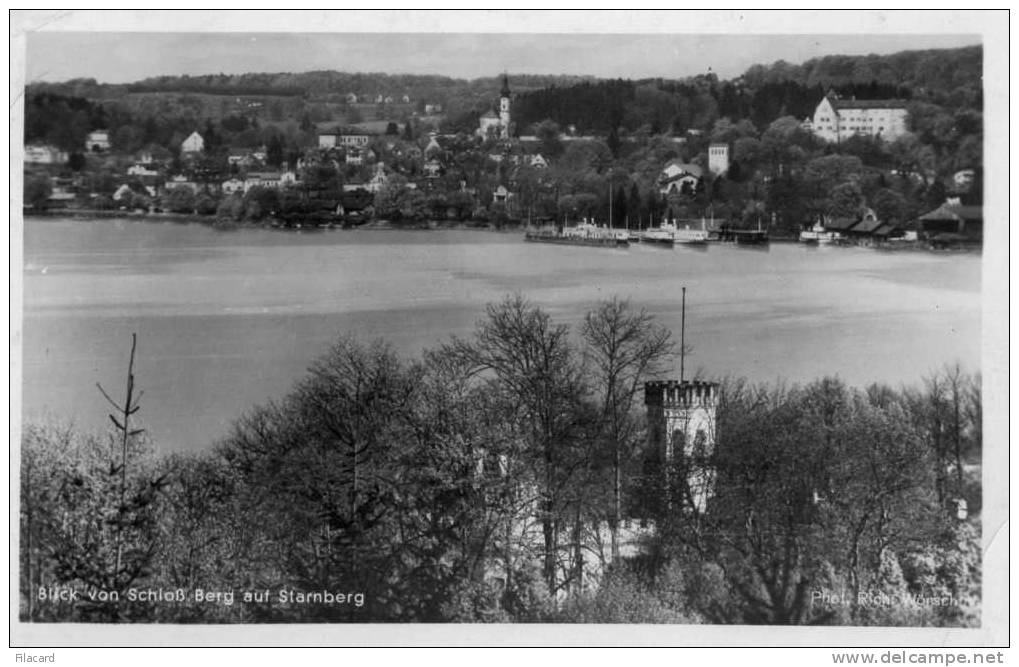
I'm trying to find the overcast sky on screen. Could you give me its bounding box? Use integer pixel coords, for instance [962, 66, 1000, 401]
[18, 12, 984, 84]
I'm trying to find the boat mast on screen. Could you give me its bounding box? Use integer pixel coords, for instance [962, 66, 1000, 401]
[680, 286, 686, 383]
[608, 181, 613, 229]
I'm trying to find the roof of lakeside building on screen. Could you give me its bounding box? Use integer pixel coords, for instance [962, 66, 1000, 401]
[872, 223, 902, 237]
[825, 217, 859, 231]
[850, 217, 884, 234]
[918, 202, 983, 221]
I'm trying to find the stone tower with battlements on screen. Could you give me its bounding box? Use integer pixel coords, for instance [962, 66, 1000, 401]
[644, 379, 719, 512]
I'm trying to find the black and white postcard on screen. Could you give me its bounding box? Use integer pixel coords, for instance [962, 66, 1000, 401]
[9, 9, 1009, 653]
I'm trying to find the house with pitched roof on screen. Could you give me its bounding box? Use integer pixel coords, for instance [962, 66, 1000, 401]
[113, 182, 156, 202]
[823, 216, 859, 238]
[807, 92, 909, 143]
[916, 199, 983, 246]
[424, 133, 443, 158]
[181, 131, 205, 154]
[658, 160, 703, 196]
[842, 209, 884, 245]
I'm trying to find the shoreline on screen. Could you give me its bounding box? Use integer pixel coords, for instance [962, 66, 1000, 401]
[20, 209, 982, 253]
[21, 208, 523, 232]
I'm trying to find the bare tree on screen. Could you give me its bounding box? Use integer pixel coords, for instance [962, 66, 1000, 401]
[446, 295, 588, 594]
[581, 297, 674, 561]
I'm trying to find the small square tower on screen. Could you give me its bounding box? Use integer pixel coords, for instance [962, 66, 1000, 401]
[708, 143, 730, 176]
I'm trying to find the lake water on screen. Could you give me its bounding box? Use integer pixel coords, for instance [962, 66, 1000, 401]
[20, 218, 981, 453]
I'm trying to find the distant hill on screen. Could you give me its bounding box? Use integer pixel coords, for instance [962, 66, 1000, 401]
[22, 45, 981, 152]
[740, 45, 982, 108]
[26, 44, 979, 107]
[26, 72, 597, 116]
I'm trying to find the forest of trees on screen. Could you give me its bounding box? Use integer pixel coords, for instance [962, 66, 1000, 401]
[19, 297, 982, 624]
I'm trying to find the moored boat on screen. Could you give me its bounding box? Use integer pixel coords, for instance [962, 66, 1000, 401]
[799, 221, 839, 245]
[525, 220, 629, 247]
[641, 221, 676, 246]
[674, 219, 710, 245]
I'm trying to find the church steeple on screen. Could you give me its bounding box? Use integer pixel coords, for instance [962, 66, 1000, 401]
[498, 73, 511, 139]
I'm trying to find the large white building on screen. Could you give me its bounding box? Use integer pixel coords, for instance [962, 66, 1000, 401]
[808, 93, 909, 143]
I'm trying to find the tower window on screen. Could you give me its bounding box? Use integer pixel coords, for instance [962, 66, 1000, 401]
[692, 429, 708, 463]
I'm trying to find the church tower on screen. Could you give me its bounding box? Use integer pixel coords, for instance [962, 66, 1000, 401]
[644, 380, 719, 512]
[499, 73, 511, 139]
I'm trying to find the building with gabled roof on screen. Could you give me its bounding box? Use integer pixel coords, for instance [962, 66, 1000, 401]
[823, 217, 859, 234]
[424, 133, 443, 157]
[181, 131, 205, 154]
[842, 209, 883, 245]
[528, 153, 549, 169]
[658, 160, 704, 196]
[916, 199, 983, 245]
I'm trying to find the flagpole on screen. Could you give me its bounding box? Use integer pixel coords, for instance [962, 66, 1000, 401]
[680, 286, 686, 383]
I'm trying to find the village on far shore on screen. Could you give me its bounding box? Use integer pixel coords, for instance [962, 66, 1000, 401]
[23, 69, 982, 250]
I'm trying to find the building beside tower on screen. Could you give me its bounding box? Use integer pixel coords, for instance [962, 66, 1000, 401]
[478, 73, 512, 139]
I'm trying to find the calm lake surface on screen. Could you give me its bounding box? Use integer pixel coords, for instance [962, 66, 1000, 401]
[21, 218, 981, 453]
